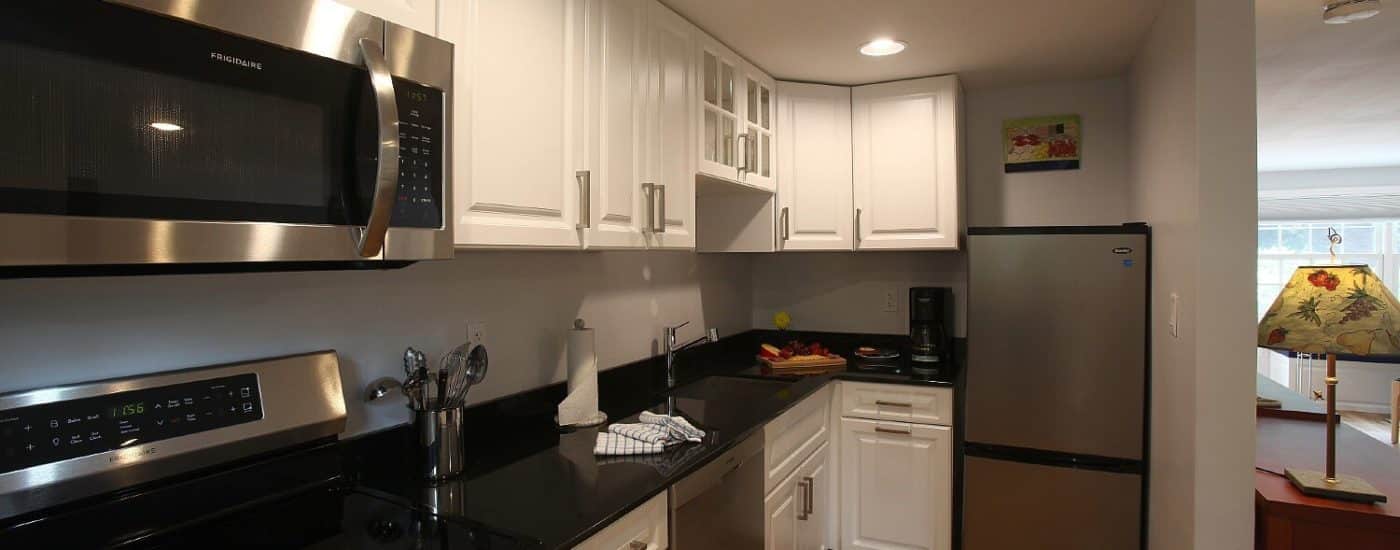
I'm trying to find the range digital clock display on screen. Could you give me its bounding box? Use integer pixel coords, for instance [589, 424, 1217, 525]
[0, 373, 262, 475]
[109, 402, 146, 418]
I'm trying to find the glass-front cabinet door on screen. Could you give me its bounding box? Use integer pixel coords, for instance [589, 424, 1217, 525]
[698, 36, 740, 182]
[741, 63, 776, 191]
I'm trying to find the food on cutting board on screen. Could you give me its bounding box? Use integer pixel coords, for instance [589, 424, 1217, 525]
[759, 340, 838, 361]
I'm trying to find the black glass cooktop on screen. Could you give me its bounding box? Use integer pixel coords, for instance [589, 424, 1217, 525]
[0, 440, 537, 550]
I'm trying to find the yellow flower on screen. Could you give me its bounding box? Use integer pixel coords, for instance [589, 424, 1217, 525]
[773, 311, 791, 330]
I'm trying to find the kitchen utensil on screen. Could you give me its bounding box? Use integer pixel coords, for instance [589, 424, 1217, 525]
[416, 407, 465, 481]
[443, 344, 488, 408]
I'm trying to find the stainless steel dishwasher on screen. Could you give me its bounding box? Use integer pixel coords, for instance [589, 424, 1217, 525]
[669, 432, 765, 549]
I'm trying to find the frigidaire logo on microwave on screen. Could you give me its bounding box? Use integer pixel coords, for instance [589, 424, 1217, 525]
[210, 52, 262, 70]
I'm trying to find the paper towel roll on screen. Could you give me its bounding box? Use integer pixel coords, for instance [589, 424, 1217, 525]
[558, 319, 606, 427]
[566, 323, 595, 394]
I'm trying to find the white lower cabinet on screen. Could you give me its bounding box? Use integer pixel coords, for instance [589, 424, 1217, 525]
[574, 492, 669, 550]
[765, 441, 831, 550]
[838, 417, 952, 550]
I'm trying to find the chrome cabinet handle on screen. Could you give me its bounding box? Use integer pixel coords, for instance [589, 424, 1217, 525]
[355, 38, 400, 258]
[736, 133, 749, 173]
[576, 170, 591, 230]
[655, 184, 667, 233]
[855, 208, 863, 245]
[796, 478, 810, 520]
[780, 207, 790, 241]
[875, 425, 911, 435]
[642, 183, 657, 233]
[803, 475, 815, 517]
[875, 400, 912, 408]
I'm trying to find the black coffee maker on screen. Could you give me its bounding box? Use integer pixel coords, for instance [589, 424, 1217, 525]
[909, 287, 954, 376]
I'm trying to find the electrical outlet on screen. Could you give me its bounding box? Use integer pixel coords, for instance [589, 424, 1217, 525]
[466, 322, 487, 349]
[883, 291, 898, 313]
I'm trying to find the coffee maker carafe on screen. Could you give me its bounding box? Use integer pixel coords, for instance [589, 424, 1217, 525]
[910, 287, 953, 375]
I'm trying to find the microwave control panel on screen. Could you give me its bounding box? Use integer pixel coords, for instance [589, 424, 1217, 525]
[0, 374, 263, 475]
[392, 78, 445, 229]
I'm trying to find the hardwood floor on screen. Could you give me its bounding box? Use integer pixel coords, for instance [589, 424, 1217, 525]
[1339, 411, 1396, 450]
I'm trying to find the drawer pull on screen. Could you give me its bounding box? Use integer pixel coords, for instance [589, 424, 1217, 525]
[874, 400, 912, 408]
[629, 541, 649, 550]
[874, 426, 911, 435]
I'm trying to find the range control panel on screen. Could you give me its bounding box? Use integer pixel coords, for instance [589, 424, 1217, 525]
[391, 77, 444, 229]
[0, 374, 262, 475]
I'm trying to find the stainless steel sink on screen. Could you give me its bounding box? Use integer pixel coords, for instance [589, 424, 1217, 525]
[663, 376, 796, 431]
[666, 376, 794, 403]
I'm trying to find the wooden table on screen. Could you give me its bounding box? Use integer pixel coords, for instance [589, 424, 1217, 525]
[1255, 376, 1400, 549]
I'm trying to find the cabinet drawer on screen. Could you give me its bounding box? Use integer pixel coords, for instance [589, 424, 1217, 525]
[574, 492, 669, 550]
[839, 381, 952, 426]
[763, 384, 832, 496]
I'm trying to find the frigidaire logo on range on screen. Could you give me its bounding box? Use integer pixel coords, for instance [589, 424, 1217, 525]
[210, 52, 262, 70]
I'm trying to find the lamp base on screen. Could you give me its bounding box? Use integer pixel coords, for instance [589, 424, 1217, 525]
[1285, 468, 1388, 503]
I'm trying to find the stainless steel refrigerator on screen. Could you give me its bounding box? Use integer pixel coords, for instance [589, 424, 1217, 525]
[963, 225, 1149, 550]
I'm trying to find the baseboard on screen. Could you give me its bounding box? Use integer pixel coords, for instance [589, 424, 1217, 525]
[1338, 401, 1392, 415]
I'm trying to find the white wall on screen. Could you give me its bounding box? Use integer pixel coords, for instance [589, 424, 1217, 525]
[0, 252, 754, 436]
[752, 75, 1133, 337]
[750, 252, 967, 335]
[1129, 0, 1257, 549]
[967, 76, 1132, 227]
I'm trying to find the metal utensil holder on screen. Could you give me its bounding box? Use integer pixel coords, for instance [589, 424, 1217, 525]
[416, 402, 465, 481]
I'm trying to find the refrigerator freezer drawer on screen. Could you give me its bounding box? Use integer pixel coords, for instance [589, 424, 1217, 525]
[962, 455, 1142, 550]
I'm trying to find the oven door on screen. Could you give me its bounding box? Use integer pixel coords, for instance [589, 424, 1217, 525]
[0, 0, 452, 269]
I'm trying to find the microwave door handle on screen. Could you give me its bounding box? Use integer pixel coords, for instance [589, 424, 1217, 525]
[355, 38, 400, 258]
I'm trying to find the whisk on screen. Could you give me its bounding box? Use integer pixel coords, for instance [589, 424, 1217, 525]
[437, 342, 488, 409]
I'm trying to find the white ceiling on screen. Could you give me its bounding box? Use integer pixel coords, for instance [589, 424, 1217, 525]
[659, 0, 1162, 89]
[1258, 1, 1400, 172]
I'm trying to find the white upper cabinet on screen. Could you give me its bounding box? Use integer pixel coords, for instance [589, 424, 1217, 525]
[738, 62, 776, 192]
[642, 1, 698, 249]
[336, 0, 438, 34]
[851, 75, 963, 250]
[697, 36, 742, 183]
[776, 82, 852, 251]
[448, 0, 586, 248]
[580, 0, 648, 249]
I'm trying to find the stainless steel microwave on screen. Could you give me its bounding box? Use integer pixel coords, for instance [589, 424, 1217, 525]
[0, 0, 453, 275]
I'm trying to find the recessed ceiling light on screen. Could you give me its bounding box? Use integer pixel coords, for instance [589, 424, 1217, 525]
[859, 38, 906, 57]
[149, 122, 184, 132]
[1323, 0, 1382, 24]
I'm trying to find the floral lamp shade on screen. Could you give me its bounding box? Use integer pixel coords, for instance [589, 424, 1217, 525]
[1258, 265, 1400, 358]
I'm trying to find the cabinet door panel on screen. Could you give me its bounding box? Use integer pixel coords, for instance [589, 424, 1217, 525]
[796, 442, 832, 550]
[852, 76, 961, 250]
[764, 474, 800, 550]
[840, 418, 951, 550]
[777, 82, 852, 251]
[644, 2, 695, 248]
[584, 0, 646, 249]
[697, 38, 740, 182]
[739, 67, 775, 192]
[453, 0, 583, 247]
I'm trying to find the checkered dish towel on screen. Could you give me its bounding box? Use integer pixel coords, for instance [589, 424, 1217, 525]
[593, 412, 706, 456]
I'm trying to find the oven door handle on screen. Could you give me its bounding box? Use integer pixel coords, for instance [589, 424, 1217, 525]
[355, 37, 400, 258]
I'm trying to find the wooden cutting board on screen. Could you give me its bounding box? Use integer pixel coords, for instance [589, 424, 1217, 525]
[759, 354, 848, 375]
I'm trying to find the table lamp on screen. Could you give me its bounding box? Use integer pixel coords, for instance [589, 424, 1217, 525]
[1257, 262, 1395, 503]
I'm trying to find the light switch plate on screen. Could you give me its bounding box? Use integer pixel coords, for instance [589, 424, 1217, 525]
[1169, 293, 1179, 338]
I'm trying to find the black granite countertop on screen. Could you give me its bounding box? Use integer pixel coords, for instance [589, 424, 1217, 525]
[341, 330, 960, 549]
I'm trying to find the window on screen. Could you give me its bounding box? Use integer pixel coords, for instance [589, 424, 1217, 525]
[1257, 221, 1391, 320]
